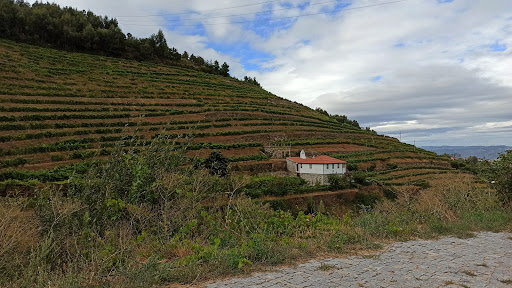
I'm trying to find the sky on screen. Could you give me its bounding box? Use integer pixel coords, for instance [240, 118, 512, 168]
[50, 0, 512, 146]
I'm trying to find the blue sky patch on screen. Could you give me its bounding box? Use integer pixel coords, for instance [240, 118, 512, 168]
[163, 15, 206, 37]
[206, 41, 274, 71]
[372, 75, 382, 82]
[394, 42, 405, 48]
[490, 41, 507, 52]
[320, 1, 351, 17]
[235, 3, 297, 39]
[280, 2, 294, 9]
[437, 0, 454, 3]
[298, 1, 311, 11]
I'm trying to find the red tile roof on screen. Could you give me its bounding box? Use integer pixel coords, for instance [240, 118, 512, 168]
[287, 155, 347, 164]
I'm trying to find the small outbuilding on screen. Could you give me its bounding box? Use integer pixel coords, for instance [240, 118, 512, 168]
[286, 150, 347, 185]
[263, 144, 291, 158]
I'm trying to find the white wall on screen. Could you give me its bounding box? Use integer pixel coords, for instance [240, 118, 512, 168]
[296, 163, 346, 175]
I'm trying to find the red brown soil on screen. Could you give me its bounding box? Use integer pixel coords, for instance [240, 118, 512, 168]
[0, 95, 198, 104]
[187, 147, 262, 158]
[292, 144, 377, 154]
[260, 189, 358, 201]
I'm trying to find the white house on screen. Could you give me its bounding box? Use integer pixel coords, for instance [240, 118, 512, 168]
[286, 150, 347, 184]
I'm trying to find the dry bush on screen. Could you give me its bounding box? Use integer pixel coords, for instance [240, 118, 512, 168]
[416, 174, 502, 219]
[374, 174, 503, 224]
[0, 199, 38, 274]
[361, 173, 508, 239]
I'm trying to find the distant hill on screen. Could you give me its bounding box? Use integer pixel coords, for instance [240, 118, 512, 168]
[422, 146, 512, 160]
[0, 39, 453, 186]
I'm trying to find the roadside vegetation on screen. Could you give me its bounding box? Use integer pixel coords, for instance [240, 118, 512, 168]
[1, 140, 510, 287]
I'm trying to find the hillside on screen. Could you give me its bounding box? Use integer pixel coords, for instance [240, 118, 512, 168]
[422, 146, 512, 160]
[0, 39, 453, 187]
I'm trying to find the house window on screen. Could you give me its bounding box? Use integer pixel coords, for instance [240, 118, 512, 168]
[326, 164, 329, 169]
[309, 164, 312, 169]
[337, 164, 340, 169]
[300, 164, 303, 169]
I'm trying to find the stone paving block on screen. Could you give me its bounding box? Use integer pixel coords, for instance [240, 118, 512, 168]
[206, 232, 512, 288]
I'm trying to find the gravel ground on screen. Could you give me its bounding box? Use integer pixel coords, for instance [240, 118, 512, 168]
[206, 232, 512, 288]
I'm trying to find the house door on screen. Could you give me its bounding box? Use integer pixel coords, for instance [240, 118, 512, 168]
[296, 164, 300, 176]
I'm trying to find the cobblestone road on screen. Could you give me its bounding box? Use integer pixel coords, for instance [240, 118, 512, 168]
[207, 232, 512, 288]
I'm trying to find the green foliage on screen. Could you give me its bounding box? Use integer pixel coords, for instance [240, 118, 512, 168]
[347, 162, 359, 171]
[0, 179, 40, 193]
[327, 174, 351, 190]
[366, 163, 377, 172]
[353, 192, 382, 209]
[352, 172, 369, 186]
[329, 114, 360, 129]
[21, 150, 344, 285]
[265, 199, 291, 211]
[382, 186, 397, 200]
[242, 76, 260, 87]
[313, 108, 360, 128]
[0, 157, 27, 168]
[314, 107, 329, 116]
[203, 151, 230, 177]
[228, 154, 270, 162]
[69, 150, 96, 160]
[386, 162, 398, 170]
[242, 175, 324, 198]
[489, 150, 512, 202]
[0, 162, 91, 182]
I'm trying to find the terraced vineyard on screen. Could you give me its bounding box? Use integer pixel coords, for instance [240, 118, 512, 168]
[0, 39, 454, 188]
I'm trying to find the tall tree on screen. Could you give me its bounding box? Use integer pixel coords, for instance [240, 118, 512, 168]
[149, 29, 168, 58]
[213, 60, 220, 74]
[220, 62, 229, 77]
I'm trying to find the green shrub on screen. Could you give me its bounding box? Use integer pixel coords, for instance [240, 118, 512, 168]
[243, 176, 309, 198]
[386, 162, 398, 170]
[366, 163, 376, 172]
[266, 199, 291, 211]
[202, 151, 230, 177]
[352, 172, 369, 186]
[488, 151, 512, 202]
[328, 174, 351, 190]
[347, 162, 358, 171]
[0, 157, 28, 169]
[382, 186, 397, 200]
[353, 192, 382, 209]
[50, 155, 65, 162]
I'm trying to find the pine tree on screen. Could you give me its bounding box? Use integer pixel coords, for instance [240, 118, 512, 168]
[220, 62, 230, 77]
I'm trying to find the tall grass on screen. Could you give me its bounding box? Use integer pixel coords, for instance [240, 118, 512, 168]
[354, 175, 511, 239]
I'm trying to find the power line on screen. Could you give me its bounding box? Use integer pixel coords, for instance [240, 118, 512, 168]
[116, 0, 284, 18]
[121, 0, 343, 24]
[121, 0, 409, 27]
